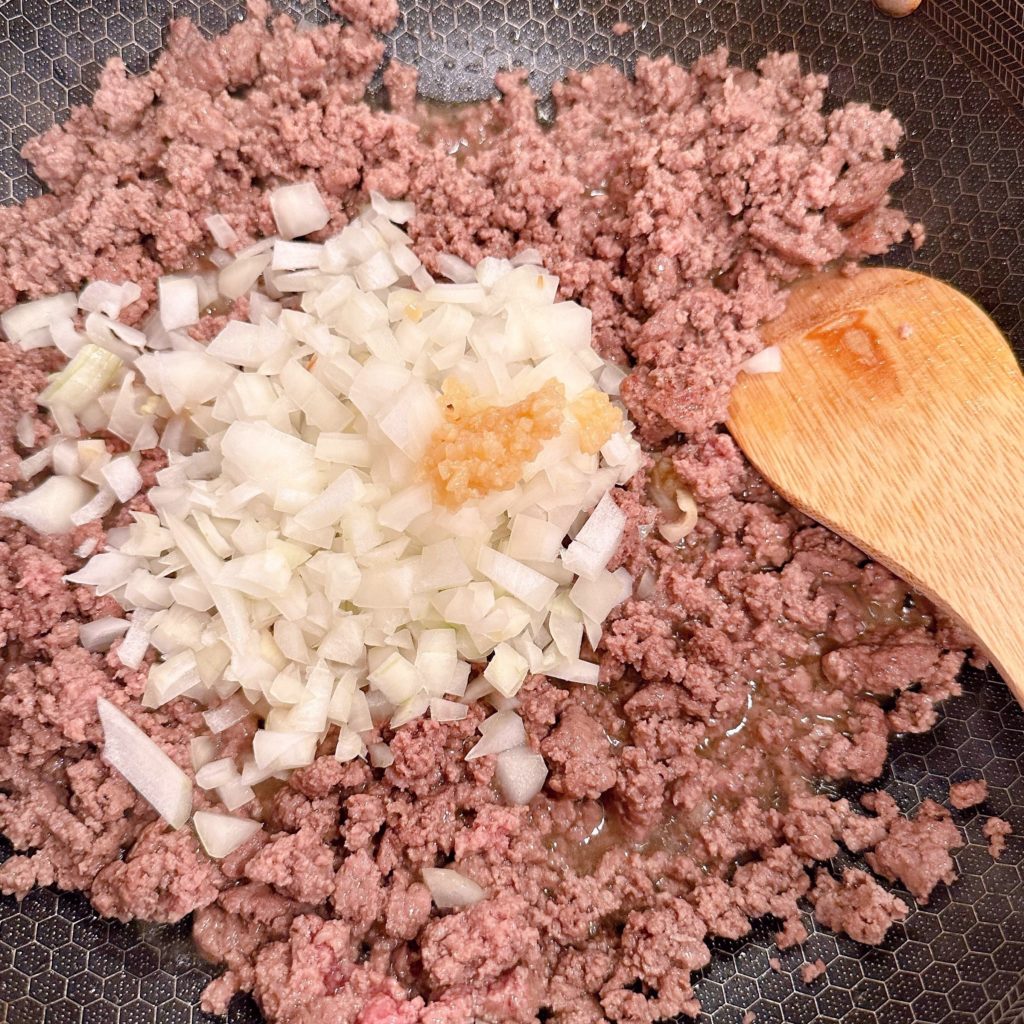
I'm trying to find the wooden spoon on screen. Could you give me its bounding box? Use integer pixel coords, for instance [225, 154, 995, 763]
[727, 267, 1024, 707]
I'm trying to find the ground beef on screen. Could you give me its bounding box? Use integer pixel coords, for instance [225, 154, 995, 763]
[810, 868, 908, 944]
[984, 817, 1012, 860]
[949, 778, 988, 810]
[0, 4, 979, 1024]
[799, 959, 827, 985]
[865, 800, 963, 904]
[541, 705, 618, 800]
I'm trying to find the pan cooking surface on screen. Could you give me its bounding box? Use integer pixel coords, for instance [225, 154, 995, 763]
[0, 1, 1022, 1022]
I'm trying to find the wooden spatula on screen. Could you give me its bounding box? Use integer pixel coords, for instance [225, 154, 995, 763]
[727, 267, 1024, 708]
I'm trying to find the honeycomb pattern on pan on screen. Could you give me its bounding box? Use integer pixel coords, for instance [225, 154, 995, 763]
[1, 1, 1023, 1023]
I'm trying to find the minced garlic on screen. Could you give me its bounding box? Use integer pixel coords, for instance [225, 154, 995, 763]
[569, 389, 622, 455]
[425, 378, 566, 506]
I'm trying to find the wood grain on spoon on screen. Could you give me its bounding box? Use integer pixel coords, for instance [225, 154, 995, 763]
[727, 267, 1024, 707]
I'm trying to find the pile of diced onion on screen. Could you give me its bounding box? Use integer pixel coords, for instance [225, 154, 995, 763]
[0, 185, 642, 859]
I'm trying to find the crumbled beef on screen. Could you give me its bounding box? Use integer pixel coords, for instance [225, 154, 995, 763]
[542, 705, 618, 799]
[800, 959, 827, 984]
[984, 817, 1012, 860]
[865, 800, 963, 903]
[810, 868, 908, 944]
[949, 778, 988, 810]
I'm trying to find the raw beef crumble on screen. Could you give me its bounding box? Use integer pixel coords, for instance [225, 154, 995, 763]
[0, 3, 989, 1023]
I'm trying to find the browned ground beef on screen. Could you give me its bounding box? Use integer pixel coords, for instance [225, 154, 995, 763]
[0, 3, 983, 1023]
[949, 777, 988, 809]
[984, 817, 1012, 860]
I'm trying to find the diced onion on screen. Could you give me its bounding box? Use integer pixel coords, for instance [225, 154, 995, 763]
[435, 253, 476, 284]
[0, 293, 77, 347]
[158, 276, 200, 330]
[466, 710, 527, 760]
[117, 609, 155, 670]
[422, 867, 486, 909]
[79, 616, 130, 652]
[39, 343, 123, 414]
[15, 413, 35, 448]
[563, 492, 625, 580]
[271, 182, 330, 240]
[204, 214, 239, 249]
[203, 694, 252, 734]
[0, 476, 95, 535]
[741, 345, 782, 374]
[368, 742, 395, 768]
[370, 191, 415, 224]
[430, 697, 468, 722]
[217, 779, 257, 812]
[101, 456, 143, 502]
[220, 253, 272, 300]
[193, 809, 261, 859]
[97, 697, 192, 829]
[79, 281, 141, 319]
[195, 757, 239, 790]
[495, 746, 548, 805]
[483, 642, 529, 698]
[18, 200, 646, 789]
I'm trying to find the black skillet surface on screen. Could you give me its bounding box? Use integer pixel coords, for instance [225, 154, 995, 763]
[0, 1, 1022, 1022]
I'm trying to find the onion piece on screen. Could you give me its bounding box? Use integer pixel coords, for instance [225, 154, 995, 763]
[335, 727, 365, 763]
[97, 697, 192, 829]
[117, 609, 155, 670]
[422, 867, 486, 909]
[367, 652, 420, 705]
[740, 345, 782, 374]
[511, 248, 544, 267]
[569, 567, 633, 624]
[252, 729, 318, 771]
[370, 191, 415, 224]
[39, 343, 123, 414]
[545, 656, 600, 685]
[434, 253, 476, 284]
[195, 757, 239, 790]
[193, 809, 261, 859]
[219, 253, 272, 300]
[134, 351, 235, 413]
[1, 293, 77, 347]
[191, 736, 218, 771]
[15, 412, 35, 448]
[158, 276, 200, 330]
[430, 697, 469, 722]
[495, 746, 548, 805]
[217, 780, 257, 812]
[101, 456, 143, 502]
[658, 488, 699, 544]
[70, 486, 117, 527]
[367, 742, 394, 768]
[79, 281, 141, 319]
[562, 491, 625, 581]
[483, 642, 529, 698]
[0, 476, 95, 535]
[271, 182, 330, 239]
[476, 549, 558, 613]
[201, 694, 251, 735]
[79, 616, 130, 652]
[204, 214, 239, 249]
[466, 710, 527, 760]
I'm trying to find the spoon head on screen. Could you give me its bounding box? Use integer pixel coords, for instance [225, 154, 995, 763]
[728, 267, 1020, 528]
[727, 266, 1024, 700]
